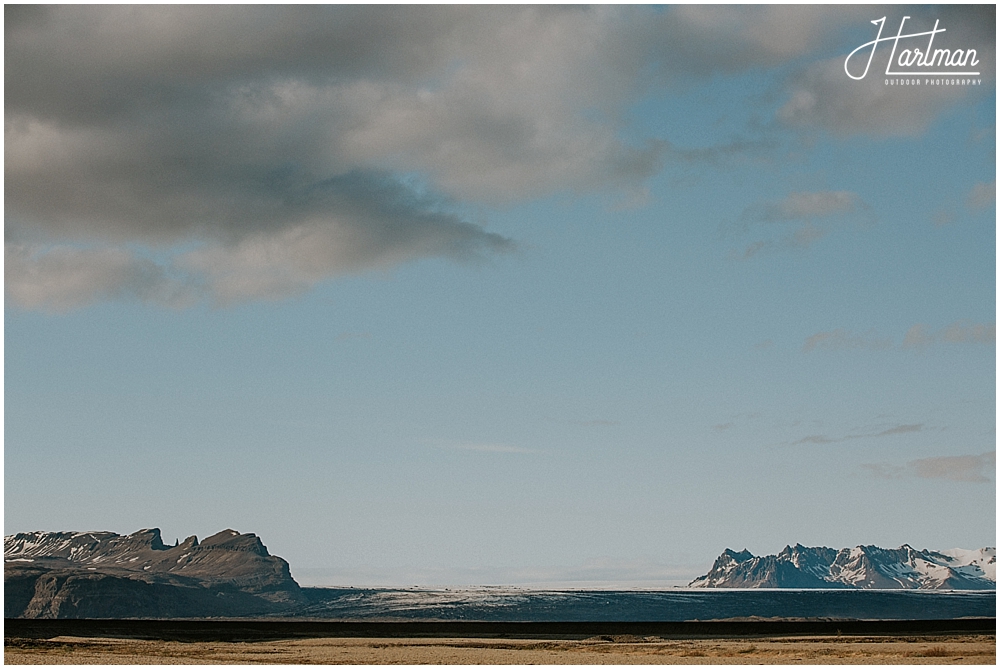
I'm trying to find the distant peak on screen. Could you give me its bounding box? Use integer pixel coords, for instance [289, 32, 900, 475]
[200, 529, 269, 555]
[721, 548, 755, 563]
[693, 542, 997, 589]
[127, 528, 166, 550]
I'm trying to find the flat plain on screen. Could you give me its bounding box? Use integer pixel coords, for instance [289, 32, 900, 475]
[5, 633, 995, 664]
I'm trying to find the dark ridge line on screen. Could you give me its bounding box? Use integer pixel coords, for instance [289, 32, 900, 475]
[4, 617, 995, 642]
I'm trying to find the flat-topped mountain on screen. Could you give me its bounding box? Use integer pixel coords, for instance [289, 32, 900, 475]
[5, 528, 303, 618]
[691, 544, 996, 590]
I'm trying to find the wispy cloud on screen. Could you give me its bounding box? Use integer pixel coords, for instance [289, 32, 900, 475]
[909, 451, 996, 483]
[862, 451, 995, 484]
[801, 328, 892, 353]
[729, 190, 872, 258]
[932, 209, 956, 227]
[872, 424, 923, 437]
[742, 191, 866, 223]
[901, 321, 996, 350]
[967, 181, 996, 210]
[792, 423, 924, 446]
[430, 440, 538, 455]
[550, 418, 620, 427]
[802, 321, 995, 354]
[663, 137, 776, 166]
[792, 435, 835, 445]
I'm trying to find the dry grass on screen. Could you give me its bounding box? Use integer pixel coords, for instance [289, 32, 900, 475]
[4, 634, 995, 665]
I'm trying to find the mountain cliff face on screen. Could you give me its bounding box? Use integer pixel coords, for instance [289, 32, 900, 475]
[4, 528, 303, 618]
[691, 544, 996, 590]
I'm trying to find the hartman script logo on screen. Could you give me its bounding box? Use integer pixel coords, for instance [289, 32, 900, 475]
[845, 16, 980, 80]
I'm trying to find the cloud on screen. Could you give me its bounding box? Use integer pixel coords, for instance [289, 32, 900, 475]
[4, 244, 194, 312]
[792, 435, 835, 445]
[789, 223, 827, 248]
[730, 190, 871, 257]
[802, 321, 994, 353]
[778, 58, 977, 137]
[551, 418, 620, 427]
[791, 423, 924, 446]
[872, 424, 923, 437]
[648, 5, 869, 81]
[7, 6, 992, 310]
[733, 240, 771, 259]
[939, 321, 996, 344]
[927, 178, 991, 228]
[863, 451, 995, 484]
[662, 137, 777, 166]
[901, 324, 932, 348]
[967, 181, 996, 209]
[5, 6, 661, 310]
[174, 172, 516, 304]
[432, 440, 537, 454]
[909, 451, 996, 483]
[932, 209, 956, 227]
[901, 321, 995, 349]
[743, 191, 865, 223]
[778, 7, 996, 137]
[7, 167, 516, 308]
[801, 328, 892, 353]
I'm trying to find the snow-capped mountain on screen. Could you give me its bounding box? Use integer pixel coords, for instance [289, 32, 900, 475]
[690, 544, 996, 590]
[5, 528, 302, 618]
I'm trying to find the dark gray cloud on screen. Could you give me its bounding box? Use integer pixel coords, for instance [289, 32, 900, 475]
[5, 6, 663, 308]
[779, 6, 995, 137]
[6, 167, 515, 307]
[6, 5, 991, 309]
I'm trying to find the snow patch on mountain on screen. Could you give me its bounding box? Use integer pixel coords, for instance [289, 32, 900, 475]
[691, 545, 996, 590]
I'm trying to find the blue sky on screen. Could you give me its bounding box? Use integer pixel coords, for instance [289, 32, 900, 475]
[5, 5, 995, 586]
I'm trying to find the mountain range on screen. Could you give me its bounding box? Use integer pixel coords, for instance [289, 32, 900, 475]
[4, 528, 303, 618]
[5, 530, 996, 618]
[690, 544, 996, 590]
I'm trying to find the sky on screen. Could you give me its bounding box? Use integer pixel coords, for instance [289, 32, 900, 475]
[4, 4, 996, 587]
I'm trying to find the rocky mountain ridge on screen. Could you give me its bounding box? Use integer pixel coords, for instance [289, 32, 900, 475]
[5, 528, 303, 618]
[690, 544, 996, 590]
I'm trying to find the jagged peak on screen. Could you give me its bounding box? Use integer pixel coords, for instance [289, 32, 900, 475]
[126, 528, 167, 550]
[720, 548, 754, 563]
[693, 543, 996, 589]
[199, 529, 269, 555]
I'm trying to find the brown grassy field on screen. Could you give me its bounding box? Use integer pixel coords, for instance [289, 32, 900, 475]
[5, 633, 995, 664]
